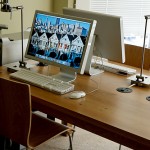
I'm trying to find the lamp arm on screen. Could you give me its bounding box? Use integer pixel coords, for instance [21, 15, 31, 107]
[12, 5, 26, 68]
[17, 6, 27, 68]
[140, 16, 148, 76]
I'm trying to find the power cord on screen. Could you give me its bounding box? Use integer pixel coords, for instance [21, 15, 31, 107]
[86, 77, 100, 95]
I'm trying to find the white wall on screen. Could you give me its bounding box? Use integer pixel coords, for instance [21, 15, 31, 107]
[0, 0, 53, 34]
[76, 0, 90, 10]
[53, 0, 74, 14]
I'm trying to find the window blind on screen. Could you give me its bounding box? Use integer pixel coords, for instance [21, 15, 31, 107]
[90, 0, 150, 36]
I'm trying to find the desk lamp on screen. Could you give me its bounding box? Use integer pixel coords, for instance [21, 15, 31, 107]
[0, 0, 27, 68]
[128, 15, 150, 87]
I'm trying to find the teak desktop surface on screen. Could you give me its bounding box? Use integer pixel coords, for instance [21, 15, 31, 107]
[0, 65, 150, 150]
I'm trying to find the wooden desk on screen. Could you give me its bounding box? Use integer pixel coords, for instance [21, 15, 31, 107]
[0, 65, 150, 150]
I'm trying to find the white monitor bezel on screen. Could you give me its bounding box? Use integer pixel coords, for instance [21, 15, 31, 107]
[25, 10, 96, 75]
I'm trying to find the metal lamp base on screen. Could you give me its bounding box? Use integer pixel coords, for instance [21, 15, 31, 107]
[128, 74, 150, 87]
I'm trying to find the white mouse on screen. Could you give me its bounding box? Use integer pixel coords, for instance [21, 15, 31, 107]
[69, 91, 86, 99]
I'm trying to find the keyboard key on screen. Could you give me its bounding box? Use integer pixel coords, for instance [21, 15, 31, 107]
[10, 69, 74, 94]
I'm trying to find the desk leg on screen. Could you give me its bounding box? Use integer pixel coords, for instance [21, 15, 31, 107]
[0, 136, 6, 150]
[0, 136, 12, 150]
[0, 136, 20, 150]
[10, 141, 20, 150]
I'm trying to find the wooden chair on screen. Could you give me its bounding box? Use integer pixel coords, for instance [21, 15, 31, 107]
[0, 77, 74, 150]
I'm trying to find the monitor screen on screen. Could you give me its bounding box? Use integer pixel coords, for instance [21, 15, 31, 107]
[25, 10, 96, 82]
[63, 8, 125, 63]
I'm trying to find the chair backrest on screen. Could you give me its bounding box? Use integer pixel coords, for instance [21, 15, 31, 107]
[0, 77, 31, 147]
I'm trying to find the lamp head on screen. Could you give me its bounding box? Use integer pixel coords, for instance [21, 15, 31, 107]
[0, 0, 12, 12]
[145, 15, 150, 19]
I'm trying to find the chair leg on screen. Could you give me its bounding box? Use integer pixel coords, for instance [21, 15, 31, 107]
[10, 140, 20, 150]
[68, 133, 73, 150]
[68, 125, 76, 150]
[0, 136, 6, 150]
[67, 127, 76, 150]
[119, 144, 121, 150]
[0, 136, 14, 150]
[71, 125, 76, 140]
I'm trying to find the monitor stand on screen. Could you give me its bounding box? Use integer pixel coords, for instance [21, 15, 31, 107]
[84, 35, 104, 75]
[52, 68, 77, 83]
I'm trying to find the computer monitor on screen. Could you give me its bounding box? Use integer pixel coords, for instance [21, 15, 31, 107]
[63, 8, 125, 64]
[25, 10, 96, 82]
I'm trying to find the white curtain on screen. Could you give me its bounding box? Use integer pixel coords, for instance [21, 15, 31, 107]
[89, 0, 150, 36]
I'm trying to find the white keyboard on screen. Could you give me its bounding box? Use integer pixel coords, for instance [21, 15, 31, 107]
[10, 69, 74, 94]
[92, 60, 136, 75]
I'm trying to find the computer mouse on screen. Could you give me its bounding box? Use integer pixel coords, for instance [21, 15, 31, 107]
[69, 91, 86, 99]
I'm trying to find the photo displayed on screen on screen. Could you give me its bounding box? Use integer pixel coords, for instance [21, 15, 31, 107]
[27, 13, 91, 69]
